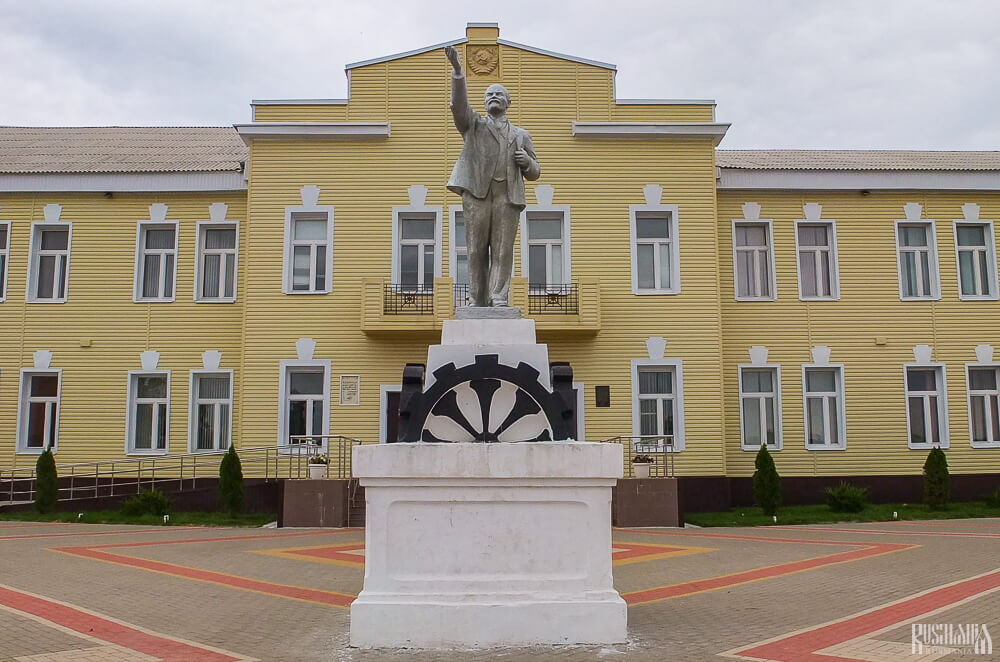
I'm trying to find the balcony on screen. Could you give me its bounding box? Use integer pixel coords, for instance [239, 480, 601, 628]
[360, 276, 601, 335]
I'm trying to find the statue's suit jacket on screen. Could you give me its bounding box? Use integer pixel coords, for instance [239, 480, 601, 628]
[447, 73, 540, 209]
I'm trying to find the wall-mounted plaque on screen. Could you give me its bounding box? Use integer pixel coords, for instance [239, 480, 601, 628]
[340, 374, 361, 406]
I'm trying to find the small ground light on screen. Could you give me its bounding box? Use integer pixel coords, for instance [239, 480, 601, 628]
[77, 513, 83, 520]
[163, 514, 170, 524]
[772, 515, 777, 523]
[893, 511, 898, 519]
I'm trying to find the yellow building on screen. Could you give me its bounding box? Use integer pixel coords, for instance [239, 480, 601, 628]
[2, 24, 999, 509]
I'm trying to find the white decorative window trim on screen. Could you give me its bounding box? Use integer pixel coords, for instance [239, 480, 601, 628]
[732, 203, 776, 301]
[800, 359, 847, 450]
[391, 186, 443, 286]
[26, 214, 72, 304]
[132, 218, 179, 303]
[793, 204, 840, 300]
[520, 185, 571, 285]
[379, 384, 402, 443]
[282, 186, 335, 295]
[194, 219, 240, 303]
[573, 381, 586, 441]
[964, 350, 1000, 448]
[16, 368, 62, 454]
[277, 358, 331, 448]
[125, 370, 171, 456]
[952, 203, 997, 301]
[0, 219, 11, 303]
[630, 357, 686, 451]
[448, 205, 465, 283]
[629, 184, 680, 295]
[738, 363, 783, 450]
[188, 369, 235, 452]
[894, 204, 941, 301]
[903, 358, 949, 450]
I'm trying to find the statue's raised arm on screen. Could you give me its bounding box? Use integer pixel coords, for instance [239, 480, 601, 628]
[445, 46, 476, 135]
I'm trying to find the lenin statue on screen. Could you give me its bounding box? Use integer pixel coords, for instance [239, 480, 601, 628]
[444, 45, 541, 307]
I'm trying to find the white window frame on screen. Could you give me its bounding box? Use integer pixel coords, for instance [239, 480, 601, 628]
[573, 380, 586, 441]
[732, 219, 776, 301]
[391, 204, 443, 290]
[965, 363, 1000, 448]
[894, 219, 941, 300]
[189, 370, 235, 452]
[520, 205, 572, 287]
[739, 364, 783, 450]
[629, 203, 680, 295]
[0, 220, 10, 303]
[277, 359, 331, 450]
[794, 219, 840, 300]
[16, 369, 62, 454]
[133, 221, 178, 303]
[26, 221, 72, 303]
[125, 370, 171, 456]
[630, 358, 685, 451]
[448, 206, 467, 284]
[195, 220, 240, 303]
[953, 220, 997, 301]
[801, 363, 847, 450]
[283, 204, 334, 295]
[904, 363, 949, 449]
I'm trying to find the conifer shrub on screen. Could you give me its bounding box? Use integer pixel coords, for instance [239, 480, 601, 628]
[120, 489, 171, 517]
[218, 445, 244, 517]
[34, 449, 59, 514]
[985, 487, 1000, 509]
[825, 481, 868, 513]
[923, 447, 950, 510]
[752, 444, 781, 516]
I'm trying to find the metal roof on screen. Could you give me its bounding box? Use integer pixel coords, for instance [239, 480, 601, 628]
[0, 127, 247, 174]
[717, 150, 1000, 171]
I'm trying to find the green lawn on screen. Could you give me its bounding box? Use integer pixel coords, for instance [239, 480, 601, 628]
[685, 501, 1000, 527]
[0, 510, 276, 527]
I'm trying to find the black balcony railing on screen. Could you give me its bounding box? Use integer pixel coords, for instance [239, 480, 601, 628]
[453, 283, 471, 309]
[528, 282, 579, 315]
[383, 283, 434, 315]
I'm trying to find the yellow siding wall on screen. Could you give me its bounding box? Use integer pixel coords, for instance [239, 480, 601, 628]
[0, 192, 246, 470]
[242, 41, 726, 475]
[719, 190, 1000, 477]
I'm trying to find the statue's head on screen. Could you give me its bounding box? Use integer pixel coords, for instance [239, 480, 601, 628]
[484, 84, 510, 115]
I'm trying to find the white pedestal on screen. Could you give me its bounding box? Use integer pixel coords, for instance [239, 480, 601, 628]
[349, 442, 627, 648]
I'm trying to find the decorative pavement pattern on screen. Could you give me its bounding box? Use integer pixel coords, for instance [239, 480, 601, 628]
[0, 518, 998, 661]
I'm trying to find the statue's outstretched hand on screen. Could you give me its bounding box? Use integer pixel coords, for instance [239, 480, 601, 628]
[445, 46, 462, 74]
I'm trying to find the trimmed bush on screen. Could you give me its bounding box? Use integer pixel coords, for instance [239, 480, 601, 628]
[752, 444, 781, 516]
[825, 481, 868, 513]
[120, 489, 171, 517]
[34, 449, 58, 514]
[218, 445, 244, 517]
[923, 447, 950, 510]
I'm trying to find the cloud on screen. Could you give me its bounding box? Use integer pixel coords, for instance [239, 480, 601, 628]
[1, 0, 998, 148]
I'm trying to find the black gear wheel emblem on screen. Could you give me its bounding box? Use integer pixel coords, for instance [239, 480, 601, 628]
[396, 354, 575, 442]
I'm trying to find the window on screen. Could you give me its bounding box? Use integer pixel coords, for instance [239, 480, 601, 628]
[17, 371, 61, 453]
[802, 366, 845, 448]
[279, 361, 330, 447]
[524, 212, 569, 286]
[283, 206, 333, 295]
[795, 222, 839, 299]
[896, 222, 940, 299]
[954, 223, 996, 299]
[451, 209, 470, 306]
[905, 365, 948, 448]
[733, 221, 775, 300]
[0, 221, 9, 302]
[629, 205, 680, 295]
[196, 223, 238, 302]
[134, 223, 177, 302]
[28, 224, 71, 302]
[191, 372, 232, 451]
[740, 366, 781, 449]
[631, 359, 685, 451]
[967, 366, 1000, 447]
[397, 214, 437, 290]
[126, 372, 169, 454]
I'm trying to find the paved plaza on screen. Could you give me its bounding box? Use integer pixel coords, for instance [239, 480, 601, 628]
[0, 519, 997, 661]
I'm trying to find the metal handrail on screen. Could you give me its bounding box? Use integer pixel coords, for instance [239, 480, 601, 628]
[1, 436, 363, 505]
[600, 435, 676, 478]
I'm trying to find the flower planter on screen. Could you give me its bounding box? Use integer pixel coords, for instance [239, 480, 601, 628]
[308, 463, 328, 480]
[632, 462, 651, 479]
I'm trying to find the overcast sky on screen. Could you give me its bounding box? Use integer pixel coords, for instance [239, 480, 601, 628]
[1, 0, 998, 150]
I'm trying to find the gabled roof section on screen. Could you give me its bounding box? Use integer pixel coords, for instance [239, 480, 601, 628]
[345, 37, 468, 71]
[0, 127, 247, 174]
[717, 150, 1000, 171]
